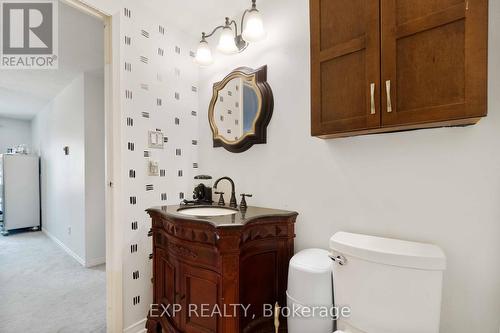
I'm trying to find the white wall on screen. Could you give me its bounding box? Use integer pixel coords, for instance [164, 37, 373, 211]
[197, 1, 500, 332]
[0, 117, 32, 154]
[32, 71, 105, 267]
[33, 75, 87, 261]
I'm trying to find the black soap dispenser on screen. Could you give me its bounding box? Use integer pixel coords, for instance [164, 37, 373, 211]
[193, 175, 213, 204]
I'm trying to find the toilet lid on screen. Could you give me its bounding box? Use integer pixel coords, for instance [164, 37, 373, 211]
[329, 231, 446, 270]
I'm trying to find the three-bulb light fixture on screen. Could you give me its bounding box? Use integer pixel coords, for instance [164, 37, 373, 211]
[195, 0, 266, 66]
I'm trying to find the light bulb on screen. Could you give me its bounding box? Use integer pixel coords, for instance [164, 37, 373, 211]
[195, 40, 213, 66]
[242, 9, 266, 42]
[217, 26, 238, 54]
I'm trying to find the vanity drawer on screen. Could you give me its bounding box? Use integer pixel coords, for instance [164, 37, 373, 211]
[165, 237, 220, 272]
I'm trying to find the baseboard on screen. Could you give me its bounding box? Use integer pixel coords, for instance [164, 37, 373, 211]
[123, 318, 147, 333]
[85, 256, 106, 267]
[42, 228, 86, 266]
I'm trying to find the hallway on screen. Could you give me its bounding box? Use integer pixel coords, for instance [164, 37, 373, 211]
[0, 231, 105, 333]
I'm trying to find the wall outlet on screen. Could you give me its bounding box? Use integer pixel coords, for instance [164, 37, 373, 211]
[67, 226, 71, 235]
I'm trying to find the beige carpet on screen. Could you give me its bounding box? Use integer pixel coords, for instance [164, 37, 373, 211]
[0, 231, 106, 333]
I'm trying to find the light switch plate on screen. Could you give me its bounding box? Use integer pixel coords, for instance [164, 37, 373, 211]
[148, 130, 164, 149]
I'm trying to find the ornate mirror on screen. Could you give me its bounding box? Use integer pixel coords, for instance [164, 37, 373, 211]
[209, 66, 273, 153]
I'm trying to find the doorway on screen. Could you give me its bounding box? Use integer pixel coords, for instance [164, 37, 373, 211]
[0, 1, 113, 331]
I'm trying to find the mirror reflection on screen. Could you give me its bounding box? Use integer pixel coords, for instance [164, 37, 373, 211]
[213, 77, 260, 142]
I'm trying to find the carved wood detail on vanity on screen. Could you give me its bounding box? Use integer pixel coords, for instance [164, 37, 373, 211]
[146, 206, 298, 333]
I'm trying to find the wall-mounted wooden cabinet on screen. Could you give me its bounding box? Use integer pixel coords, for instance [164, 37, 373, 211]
[310, 0, 488, 138]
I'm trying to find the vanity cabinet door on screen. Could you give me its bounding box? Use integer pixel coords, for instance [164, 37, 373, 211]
[310, 0, 381, 137]
[154, 248, 182, 328]
[380, 0, 488, 126]
[180, 264, 221, 333]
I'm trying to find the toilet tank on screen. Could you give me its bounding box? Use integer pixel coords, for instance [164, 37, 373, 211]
[330, 232, 446, 333]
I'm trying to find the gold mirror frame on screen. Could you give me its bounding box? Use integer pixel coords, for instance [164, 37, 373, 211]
[208, 66, 273, 153]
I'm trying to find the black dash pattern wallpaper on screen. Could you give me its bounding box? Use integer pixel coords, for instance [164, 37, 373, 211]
[120, 3, 200, 329]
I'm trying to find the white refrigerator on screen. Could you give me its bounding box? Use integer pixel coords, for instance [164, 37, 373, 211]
[0, 154, 40, 235]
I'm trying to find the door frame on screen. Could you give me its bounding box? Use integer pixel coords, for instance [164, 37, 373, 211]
[60, 1, 123, 332]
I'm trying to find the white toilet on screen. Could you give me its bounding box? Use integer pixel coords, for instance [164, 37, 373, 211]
[287, 232, 447, 333]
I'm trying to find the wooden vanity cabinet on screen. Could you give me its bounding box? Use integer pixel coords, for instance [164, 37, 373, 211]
[310, 0, 488, 138]
[146, 208, 297, 333]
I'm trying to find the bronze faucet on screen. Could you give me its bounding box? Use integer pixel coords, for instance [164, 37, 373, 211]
[213, 177, 237, 208]
[239, 193, 252, 210]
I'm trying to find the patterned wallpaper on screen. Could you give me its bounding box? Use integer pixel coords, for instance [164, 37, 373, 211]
[119, 3, 199, 330]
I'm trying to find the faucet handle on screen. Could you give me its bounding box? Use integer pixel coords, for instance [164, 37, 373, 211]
[239, 193, 252, 210]
[214, 191, 225, 206]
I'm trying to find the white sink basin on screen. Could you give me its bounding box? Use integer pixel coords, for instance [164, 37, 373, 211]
[177, 206, 237, 217]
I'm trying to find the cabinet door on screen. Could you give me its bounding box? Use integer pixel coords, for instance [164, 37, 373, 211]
[154, 248, 181, 327]
[310, 0, 381, 137]
[181, 264, 221, 333]
[240, 250, 278, 331]
[381, 0, 488, 126]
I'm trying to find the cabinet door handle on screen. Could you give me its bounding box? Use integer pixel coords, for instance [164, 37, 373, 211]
[370, 83, 376, 115]
[386, 80, 393, 113]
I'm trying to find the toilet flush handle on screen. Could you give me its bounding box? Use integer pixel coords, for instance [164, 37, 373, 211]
[329, 252, 347, 266]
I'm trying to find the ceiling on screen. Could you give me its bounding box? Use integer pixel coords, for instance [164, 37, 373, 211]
[145, 0, 262, 37]
[0, 2, 104, 120]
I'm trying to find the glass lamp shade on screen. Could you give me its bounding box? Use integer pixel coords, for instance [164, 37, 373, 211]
[217, 27, 238, 54]
[195, 40, 213, 66]
[242, 9, 266, 42]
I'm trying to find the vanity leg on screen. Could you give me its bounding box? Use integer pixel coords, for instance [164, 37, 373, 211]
[218, 231, 241, 333]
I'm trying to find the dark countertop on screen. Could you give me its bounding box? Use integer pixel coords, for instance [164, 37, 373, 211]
[147, 205, 298, 228]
